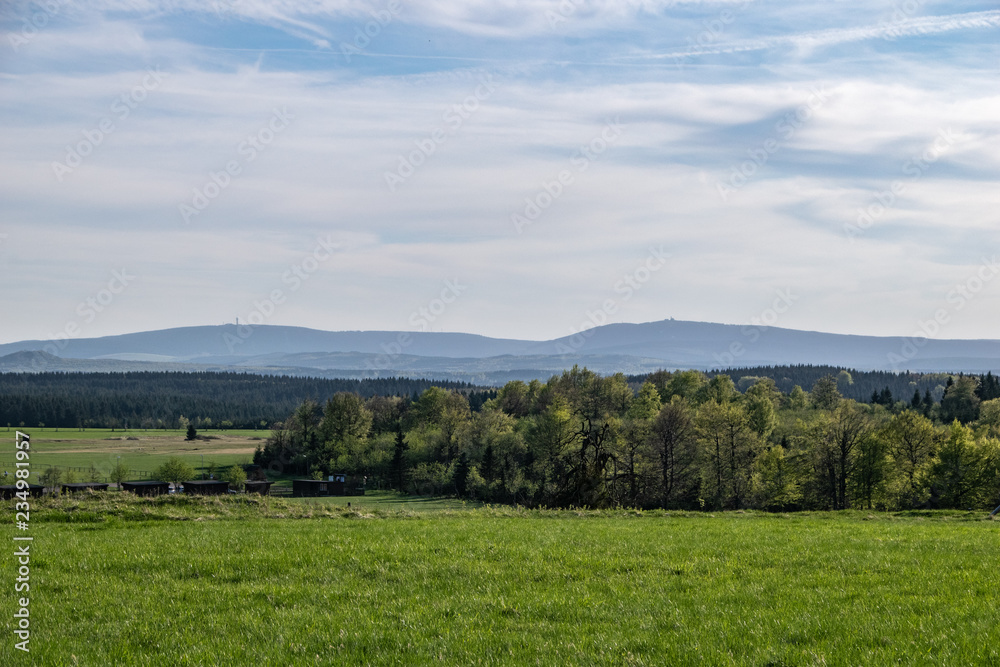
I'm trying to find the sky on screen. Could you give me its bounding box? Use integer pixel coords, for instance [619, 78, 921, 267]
[1, 0, 998, 345]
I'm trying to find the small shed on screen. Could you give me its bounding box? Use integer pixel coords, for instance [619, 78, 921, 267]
[244, 480, 272, 495]
[61, 482, 110, 494]
[0, 484, 45, 500]
[121, 480, 170, 497]
[292, 479, 332, 497]
[183, 480, 230, 495]
[292, 475, 365, 497]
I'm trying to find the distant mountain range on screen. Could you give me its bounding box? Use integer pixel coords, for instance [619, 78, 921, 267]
[1, 320, 998, 384]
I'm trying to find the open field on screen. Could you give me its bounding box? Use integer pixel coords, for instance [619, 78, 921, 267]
[0, 429, 265, 481]
[296, 491, 479, 512]
[2, 498, 998, 665]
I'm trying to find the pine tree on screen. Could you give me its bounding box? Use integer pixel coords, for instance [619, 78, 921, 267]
[976, 372, 1000, 401]
[911, 390, 922, 410]
[391, 426, 408, 492]
[453, 452, 470, 498]
[482, 443, 496, 482]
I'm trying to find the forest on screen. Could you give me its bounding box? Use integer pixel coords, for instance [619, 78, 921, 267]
[253, 367, 1000, 511]
[3, 366, 1000, 512]
[0, 371, 491, 429]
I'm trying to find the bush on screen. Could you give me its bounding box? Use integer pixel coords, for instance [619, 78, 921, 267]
[220, 465, 246, 492]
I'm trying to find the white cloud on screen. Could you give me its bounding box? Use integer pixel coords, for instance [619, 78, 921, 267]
[1, 2, 998, 343]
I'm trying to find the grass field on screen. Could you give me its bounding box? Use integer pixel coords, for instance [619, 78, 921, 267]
[1, 497, 997, 665]
[0, 428, 265, 481]
[298, 491, 478, 512]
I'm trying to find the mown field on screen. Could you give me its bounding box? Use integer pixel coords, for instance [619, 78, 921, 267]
[0, 428, 264, 482]
[1, 497, 997, 665]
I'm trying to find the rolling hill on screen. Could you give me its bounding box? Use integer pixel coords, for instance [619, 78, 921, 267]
[1, 320, 998, 383]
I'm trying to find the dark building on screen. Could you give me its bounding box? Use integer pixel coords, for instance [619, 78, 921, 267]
[0, 484, 44, 500]
[61, 483, 109, 494]
[121, 480, 170, 497]
[183, 480, 230, 495]
[292, 475, 365, 498]
[244, 480, 272, 495]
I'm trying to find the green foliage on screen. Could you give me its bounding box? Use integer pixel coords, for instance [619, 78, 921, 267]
[154, 457, 196, 486]
[109, 459, 130, 488]
[882, 410, 937, 508]
[750, 445, 801, 510]
[787, 384, 809, 410]
[19, 366, 1000, 513]
[928, 422, 996, 508]
[185, 423, 197, 441]
[978, 398, 1000, 437]
[940, 376, 981, 424]
[697, 374, 738, 405]
[40, 466, 62, 491]
[220, 464, 247, 492]
[810, 375, 841, 410]
[663, 370, 706, 402]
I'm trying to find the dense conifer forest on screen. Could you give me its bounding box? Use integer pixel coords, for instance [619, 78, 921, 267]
[0, 372, 491, 429]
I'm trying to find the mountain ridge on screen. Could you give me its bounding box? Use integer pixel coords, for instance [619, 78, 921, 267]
[2, 319, 998, 382]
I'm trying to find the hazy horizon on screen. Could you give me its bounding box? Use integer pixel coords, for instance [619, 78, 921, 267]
[5, 316, 1000, 349]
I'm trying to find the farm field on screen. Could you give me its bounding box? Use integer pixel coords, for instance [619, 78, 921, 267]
[1, 498, 997, 665]
[0, 428, 266, 482]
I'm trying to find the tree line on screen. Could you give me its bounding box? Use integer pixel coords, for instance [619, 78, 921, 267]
[255, 367, 1000, 511]
[0, 372, 492, 429]
[641, 365, 999, 405]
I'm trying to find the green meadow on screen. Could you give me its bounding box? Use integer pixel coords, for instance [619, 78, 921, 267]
[0, 428, 264, 482]
[1, 496, 997, 665]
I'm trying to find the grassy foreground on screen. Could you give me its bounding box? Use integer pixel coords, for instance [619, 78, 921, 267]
[1, 497, 998, 665]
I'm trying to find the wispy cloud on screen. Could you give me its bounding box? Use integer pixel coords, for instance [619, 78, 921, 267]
[619, 9, 1000, 62]
[1, 2, 998, 343]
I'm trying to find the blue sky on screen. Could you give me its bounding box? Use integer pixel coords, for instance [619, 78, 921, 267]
[1, 0, 998, 345]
